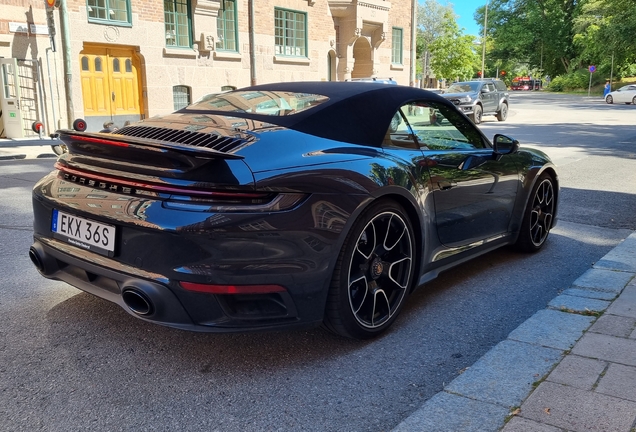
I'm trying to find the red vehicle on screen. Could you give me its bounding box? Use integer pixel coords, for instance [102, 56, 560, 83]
[511, 77, 542, 91]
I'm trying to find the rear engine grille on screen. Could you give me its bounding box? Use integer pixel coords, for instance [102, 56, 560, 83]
[113, 126, 254, 153]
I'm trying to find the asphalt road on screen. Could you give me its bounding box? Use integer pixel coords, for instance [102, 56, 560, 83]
[1, 93, 635, 431]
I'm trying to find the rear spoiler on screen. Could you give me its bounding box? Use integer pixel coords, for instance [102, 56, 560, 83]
[57, 130, 245, 160]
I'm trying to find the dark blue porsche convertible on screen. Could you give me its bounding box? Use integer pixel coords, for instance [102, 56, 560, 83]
[30, 82, 558, 339]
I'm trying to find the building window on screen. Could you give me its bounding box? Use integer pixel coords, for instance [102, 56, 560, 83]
[87, 0, 131, 25]
[164, 0, 191, 48]
[274, 8, 307, 57]
[173, 85, 191, 111]
[217, 0, 238, 51]
[392, 27, 403, 64]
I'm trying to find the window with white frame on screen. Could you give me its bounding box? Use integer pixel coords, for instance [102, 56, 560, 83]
[274, 8, 307, 57]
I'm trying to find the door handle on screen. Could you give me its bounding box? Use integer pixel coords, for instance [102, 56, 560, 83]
[112, 92, 115, 102]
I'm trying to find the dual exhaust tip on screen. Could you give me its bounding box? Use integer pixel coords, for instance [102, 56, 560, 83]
[29, 245, 154, 317]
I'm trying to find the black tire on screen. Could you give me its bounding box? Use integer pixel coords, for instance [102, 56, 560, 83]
[633, 96, 636, 105]
[515, 174, 556, 253]
[470, 105, 483, 124]
[323, 200, 416, 339]
[605, 95, 613, 104]
[72, 118, 87, 132]
[496, 102, 508, 121]
[51, 144, 67, 155]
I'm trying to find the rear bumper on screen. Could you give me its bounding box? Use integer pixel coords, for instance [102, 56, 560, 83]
[30, 237, 320, 332]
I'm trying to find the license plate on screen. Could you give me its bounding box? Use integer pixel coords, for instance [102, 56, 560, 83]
[51, 209, 116, 256]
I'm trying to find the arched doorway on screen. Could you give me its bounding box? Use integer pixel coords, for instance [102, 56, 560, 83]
[351, 37, 373, 78]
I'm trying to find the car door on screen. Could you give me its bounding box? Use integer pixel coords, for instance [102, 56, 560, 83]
[480, 83, 497, 113]
[402, 100, 520, 247]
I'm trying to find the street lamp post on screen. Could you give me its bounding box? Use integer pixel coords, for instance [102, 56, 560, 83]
[481, 1, 488, 79]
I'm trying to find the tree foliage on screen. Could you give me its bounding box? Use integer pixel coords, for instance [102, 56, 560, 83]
[418, 1, 479, 81]
[475, 0, 636, 80]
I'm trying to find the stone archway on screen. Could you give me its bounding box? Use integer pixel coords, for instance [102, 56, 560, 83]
[351, 37, 373, 78]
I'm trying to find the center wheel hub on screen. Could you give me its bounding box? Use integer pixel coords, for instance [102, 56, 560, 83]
[370, 257, 384, 280]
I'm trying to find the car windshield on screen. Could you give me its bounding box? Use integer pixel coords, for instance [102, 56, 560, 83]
[446, 82, 481, 93]
[185, 91, 329, 116]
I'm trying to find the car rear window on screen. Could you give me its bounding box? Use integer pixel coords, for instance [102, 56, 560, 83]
[186, 91, 329, 116]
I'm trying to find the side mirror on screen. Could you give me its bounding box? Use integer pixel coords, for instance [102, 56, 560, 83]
[493, 134, 519, 155]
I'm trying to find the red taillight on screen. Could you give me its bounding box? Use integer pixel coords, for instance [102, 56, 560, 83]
[67, 134, 130, 147]
[180, 282, 287, 295]
[54, 162, 267, 199]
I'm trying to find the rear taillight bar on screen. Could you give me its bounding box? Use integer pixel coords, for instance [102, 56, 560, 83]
[180, 282, 287, 295]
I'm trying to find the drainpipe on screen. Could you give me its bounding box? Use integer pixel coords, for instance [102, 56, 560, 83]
[59, 0, 74, 127]
[248, 0, 256, 86]
[410, 0, 417, 86]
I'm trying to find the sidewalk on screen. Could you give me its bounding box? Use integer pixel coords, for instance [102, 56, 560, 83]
[394, 232, 636, 432]
[0, 137, 59, 160]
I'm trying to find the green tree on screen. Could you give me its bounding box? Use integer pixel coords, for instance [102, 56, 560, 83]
[476, 0, 579, 77]
[417, 0, 457, 80]
[574, 0, 636, 75]
[428, 9, 479, 81]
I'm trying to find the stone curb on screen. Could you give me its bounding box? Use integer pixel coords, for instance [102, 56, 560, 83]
[393, 232, 636, 432]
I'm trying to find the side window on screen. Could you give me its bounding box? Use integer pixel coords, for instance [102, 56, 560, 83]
[381, 108, 417, 149]
[405, 101, 486, 150]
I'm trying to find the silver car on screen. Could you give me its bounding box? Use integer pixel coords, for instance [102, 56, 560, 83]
[605, 84, 636, 105]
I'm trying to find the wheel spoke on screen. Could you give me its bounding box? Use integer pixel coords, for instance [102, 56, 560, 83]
[349, 275, 369, 315]
[383, 214, 406, 251]
[371, 289, 391, 327]
[387, 256, 412, 289]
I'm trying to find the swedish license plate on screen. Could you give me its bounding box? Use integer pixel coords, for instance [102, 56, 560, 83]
[51, 209, 116, 256]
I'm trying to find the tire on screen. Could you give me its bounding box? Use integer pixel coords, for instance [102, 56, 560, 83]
[470, 104, 483, 124]
[496, 102, 508, 121]
[323, 200, 416, 339]
[72, 118, 87, 132]
[605, 95, 613, 104]
[633, 96, 636, 105]
[51, 144, 67, 155]
[515, 174, 556, 253]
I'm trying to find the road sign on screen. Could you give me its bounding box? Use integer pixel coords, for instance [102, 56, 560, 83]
[589, 65, 596, 73]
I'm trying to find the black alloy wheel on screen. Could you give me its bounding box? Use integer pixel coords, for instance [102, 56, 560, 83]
[324, 200, 415, 339]
[515, 174, 555, 252]
[496, 103, 508, 121]
[606, 95, 613, 104]
[471, 105, 483, 124]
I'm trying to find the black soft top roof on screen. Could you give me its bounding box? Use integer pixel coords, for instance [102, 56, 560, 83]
[180, 81, 449, 146]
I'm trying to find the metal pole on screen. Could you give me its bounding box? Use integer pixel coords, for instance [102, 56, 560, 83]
[248, 0, 256, 86]
[59, 0, 74, 127]
[480, 1, 488, 78]
[410, 0, 417, 86]
[609, 51, 614, 91]
[45, 48, 58, 133]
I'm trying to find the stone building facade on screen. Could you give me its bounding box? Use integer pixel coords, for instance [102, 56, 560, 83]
[0, 0, 413, 136]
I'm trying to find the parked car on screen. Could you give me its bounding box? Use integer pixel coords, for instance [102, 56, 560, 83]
[30, 81, 557, 339]
[441, 79, 510, 124]
[345, 77, 397, 85]
[605, 84, 636, 105]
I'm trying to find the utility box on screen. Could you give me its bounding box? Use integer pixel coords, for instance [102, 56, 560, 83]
[0, 58, 25, 138]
